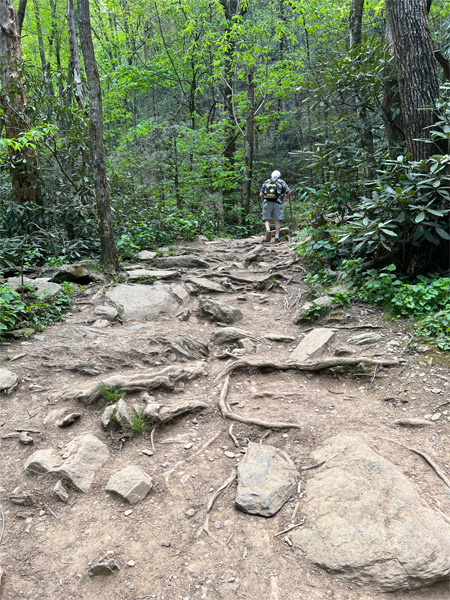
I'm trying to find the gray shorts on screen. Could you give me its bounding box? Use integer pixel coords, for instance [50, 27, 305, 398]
[263, 201, 283, 221]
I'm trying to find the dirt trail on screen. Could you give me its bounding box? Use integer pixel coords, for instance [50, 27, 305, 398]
[1, 235, 450, 600]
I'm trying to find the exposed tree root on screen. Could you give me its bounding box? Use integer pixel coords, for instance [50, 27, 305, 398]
[197, 469, 237, 539]
[274, 517, 306, 537]
[63, 365, 206, 403]
[219, 376, 301, 430]
[229, 424, 240, 448]
[216, 357, 400, 380]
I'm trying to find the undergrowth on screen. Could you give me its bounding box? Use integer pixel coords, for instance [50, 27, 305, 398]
[303, 261, 450, 350]
[0, 281, 77, 338]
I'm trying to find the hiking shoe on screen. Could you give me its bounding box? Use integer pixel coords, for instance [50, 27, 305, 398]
[265, 230, 272, 243]
[274, 237, 280, 244]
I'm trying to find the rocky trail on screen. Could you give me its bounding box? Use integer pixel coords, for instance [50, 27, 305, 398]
[1, 235, 450, 600]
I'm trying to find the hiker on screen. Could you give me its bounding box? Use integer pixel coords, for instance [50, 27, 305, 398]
[260, 170, 291, 244]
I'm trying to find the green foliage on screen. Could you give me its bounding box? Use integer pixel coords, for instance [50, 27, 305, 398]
[0, 282, 77, 338]
[130, 407, 153, 434]
[96, 383, 125, 404]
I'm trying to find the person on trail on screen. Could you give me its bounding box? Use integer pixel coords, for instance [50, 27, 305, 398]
[260, 170, 291, 244]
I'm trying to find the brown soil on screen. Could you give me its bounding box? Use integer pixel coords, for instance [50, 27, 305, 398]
[1, 236, 450, 600]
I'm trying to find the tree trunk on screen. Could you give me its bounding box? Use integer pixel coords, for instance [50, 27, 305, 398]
[66, 0, 86, 107]
[17, 0, 27, 34]
[0, 0, 41, 204]
[349, 0, 364, 47]
[77, 0, 119, 273]
[49, 0, 64, 97]
[385, 0, 439, 161]
[242, 69, 255, 216]
[33, 0, 54, 96]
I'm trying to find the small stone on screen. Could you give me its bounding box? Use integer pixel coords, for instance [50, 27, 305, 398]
[431, 413, 441, 421]
[52, 480, 69, 503]
[56, 412, 81, 428]
[127, 561, 135, 567]
[106, 466, 153, 504]
[89, 560, 120, 576]
[185, 508, 196, 518]
[430, 388, 442, 394]
[213, 521, 222, 529]
[124, 509, 133, 516]
[161, 540, 171, 547]
[228, 576, 236, 583]
[224, 451, 235, 458]
[94, 305, 118, 321]
[142, 449, 154, 457]
[9, 488, 36, 506]
[184, 443, 193, 450]
[18, 432, 34, 445]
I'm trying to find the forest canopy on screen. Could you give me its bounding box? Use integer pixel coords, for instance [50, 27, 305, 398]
[0, 0, 449, 275]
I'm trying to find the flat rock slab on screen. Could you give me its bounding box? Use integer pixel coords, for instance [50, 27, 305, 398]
[106, 465, 153, 504]
[291, 328, 335, 361]
[264, 333, 296, 343]
[58, 325, 111, 340]
[105, 284, 178, 321]
[185, 276, 226, 293]
[348, 332, 382, 345]
[292, 435, 450, 591]
[127, 269, 179, 281]
[235, 442, 298, 517]
[24, 449, 62, 474]
[0, 368, 18, 394]
[136, 250, 157, 260]
[51, 434, 109, 493]
[6, 276, 62, 297]
[197, 298, 242, 324]
[151, 255, 209, 269]
[210, 327, 255, 346]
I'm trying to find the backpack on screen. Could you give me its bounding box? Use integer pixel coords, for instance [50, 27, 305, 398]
[263, 179, 281, 203]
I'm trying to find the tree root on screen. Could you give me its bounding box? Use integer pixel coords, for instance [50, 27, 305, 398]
[216, 356, 401, 380]
[63, 364, 206, 403]
[219, 376, 301, 430]
[229, 424, 240, 448]
[164, 430, 222, 490]
[197, 469, 237, 539]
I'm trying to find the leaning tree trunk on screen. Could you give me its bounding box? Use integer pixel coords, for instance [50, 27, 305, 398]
[0, 0, 41, 204]
[77, 0, 119, 273]
[385, 0, 439, 161]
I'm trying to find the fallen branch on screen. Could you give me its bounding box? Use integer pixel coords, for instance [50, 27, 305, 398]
[0, 509, 4, 545]
[219, 377, 301, 430]
[381, 438, 450, 489]
[216, 357, 400, 380]
[197, 470, 237, 539]
[301, 460, 326, 471]
[229, 424, 239, 448]
[274, 517, 306, 537]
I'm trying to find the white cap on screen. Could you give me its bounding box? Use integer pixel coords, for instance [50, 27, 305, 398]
[271, 170, 281, 179]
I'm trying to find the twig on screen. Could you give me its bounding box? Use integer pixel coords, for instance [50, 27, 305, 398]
[197, 470, 237, 539]
[291, 502, 301, 523]
[219, 377, 301, 430]
[229, 424, 239, 448]
[300, 460, 325, 471]
[164, 430, 222, 488]
[41, 501, 59, 520]
[274, 518, 306, 537]
[0, 510, 4, 545]
[150, 427, 155, 451]
[380, 437, 450, 489]
[216, 357, 400, 381]
[15, 428, 41, 433]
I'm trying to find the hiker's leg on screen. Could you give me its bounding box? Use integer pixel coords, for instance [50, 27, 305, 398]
[265, 219, 271, 231]
[275, 220, 281, 236]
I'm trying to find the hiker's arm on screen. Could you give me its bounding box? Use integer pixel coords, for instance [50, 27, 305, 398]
[285, 190, 292, 202]
[260, 191, 264, 202]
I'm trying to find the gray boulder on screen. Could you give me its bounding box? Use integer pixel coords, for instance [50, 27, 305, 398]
[136, 250, 157, 260]
[51, 434, 109, 493]
[6, 276, 62, 297]
[151, 255, 209, 269]
[197, 298, 242, 324]
[294, 296, 333, 324]
[94, 305, 118, 321]
[292, 435, 450, 591]
[348, 332, 382, 345]
[185, 276, 226, 293]
[210, 327, 255, 346]
[244, 244, 265, 263]
[0, 368, 18, 394]
[235, 442, 298, 517]
[291, 328, 335, 362]
[105, 283, 178, 321]
[106, 465, 153, 504]
[24, 449, 62, 474]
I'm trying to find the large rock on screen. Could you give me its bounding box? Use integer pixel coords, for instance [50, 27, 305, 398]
[127, 269, 179, 281]
[290, 328, 335, 361]
[0, 368, 18, 394]
[94, 305, 118, 321]
[51, 434, 109, 493]
[151, 255, 209, 269]
[244, 245, 265, 263]
[106, 465, 153, 504]
[47, 263, 103, 284]
[210, 327, 255, 346]
[235, 442, 298, 517]
[197, 298, 242, 324]
[105, 283, 178, 321]
[292, 435, 450, 591]
[6, 276, 62, 297]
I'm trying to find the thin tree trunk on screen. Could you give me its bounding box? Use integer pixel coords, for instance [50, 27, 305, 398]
[33, 0, 54, 96]
[0, 0, 41, 204]
[242, 68, 255, 216]
[49, 0, 64, 97]
[385, 0, 439, 161]
[66, 0, 85, 107]
[77, 0, 119, 273]
[17, 0, 27, 34]
[349, 0, 364, 47]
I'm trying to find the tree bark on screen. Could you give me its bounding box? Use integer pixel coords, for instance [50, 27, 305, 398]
[77, 0, 119, 273]
[33, 0, 54, 96]
[385, 0, 439, 161]
[66, 0, 86, 107]
[17, 0, 27, 34]
[349, 0, 364, 47]
[0, 0, 41, 204]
